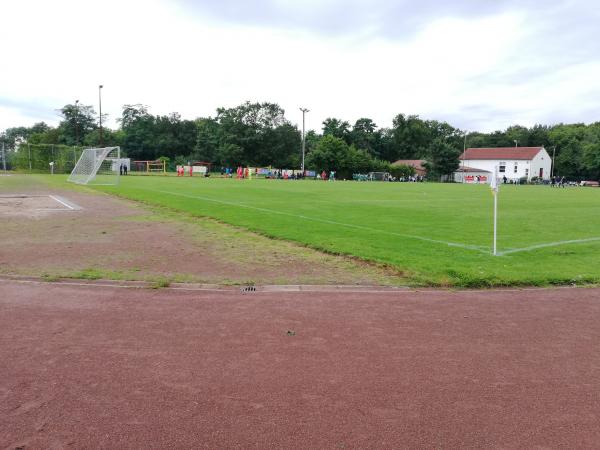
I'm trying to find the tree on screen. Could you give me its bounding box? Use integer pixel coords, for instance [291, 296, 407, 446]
[120, 105, 156, 160]
[307, 135, 348, 173]
[424, 138, 461, 180]
[261, 123, 301, 168]
[306, 135, 382, 178]
[29, 128, 61, 145]
[350, 118, 378, 156]
[389, 164, 416, 179]
[57, 103, 97, 146]
[193, 118, 220, 163]
[303, 130, 321, 156]
[374, 128, 396, 162]
[391, 114, 432, 159]
[583, 142, 600, 180]
[216, 101, 290, 166]
[83, 128, 120, 147]
[548, 124, 587, 178]
[426, 120, 462, 148]
[1, 123, 50, 149]
[322, 118, 351, 143]
[504, 125, 530, 147]
[120, 104, 151, 128]
[582, 122, 600, 180]
[344, 145, 377, 177]
[528, 124, 550, 147]
[117, 105, 196, 161]
[216, 143, 244, 166]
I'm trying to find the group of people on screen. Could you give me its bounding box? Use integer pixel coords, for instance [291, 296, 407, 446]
[317, 170, 336, 181]
[394, 175, 424, 182]
[265, 170, 306, 180]
[119, 164, 128, 176]
[221, 167, 313, 180]
[550, 176, 566, 187]
[501, 175, 522, 185]
[177, 166, 191, 176]
[220, 167, 252, 179]
[236, 166, 252, 179]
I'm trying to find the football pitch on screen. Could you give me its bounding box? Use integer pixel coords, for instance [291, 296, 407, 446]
[88, 175, 600, 287]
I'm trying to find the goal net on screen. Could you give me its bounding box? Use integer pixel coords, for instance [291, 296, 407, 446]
[68, 147, 121, 185]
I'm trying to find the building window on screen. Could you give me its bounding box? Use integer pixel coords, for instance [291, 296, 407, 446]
[525, 168, 529, 177]
[499, 162, 506, 173]
[514, 163, 518, 173]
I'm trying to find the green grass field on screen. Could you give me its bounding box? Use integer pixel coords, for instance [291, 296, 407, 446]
[6, 173, 598, 287]
[79, 175, 599, 287]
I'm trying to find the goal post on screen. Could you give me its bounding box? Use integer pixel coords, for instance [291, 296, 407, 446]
[67, 147, 121, 185]
[131, 160, 167, 175]
[147, 160, 166, 174]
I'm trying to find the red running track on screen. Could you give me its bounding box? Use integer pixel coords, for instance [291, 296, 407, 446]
[1, 280, 600, 449]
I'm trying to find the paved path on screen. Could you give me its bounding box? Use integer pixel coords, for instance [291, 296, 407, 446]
[2, 280, 600, 449]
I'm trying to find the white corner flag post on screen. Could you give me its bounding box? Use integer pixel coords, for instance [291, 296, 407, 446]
[491, 165, 499, 256]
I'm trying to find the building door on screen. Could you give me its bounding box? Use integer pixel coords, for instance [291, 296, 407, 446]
[539, 168, 543, 178]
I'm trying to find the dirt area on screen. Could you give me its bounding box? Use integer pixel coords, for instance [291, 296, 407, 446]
[0, 176, 402, 285]
[0, 195, 77, 218]
[2, 280, 600, 448]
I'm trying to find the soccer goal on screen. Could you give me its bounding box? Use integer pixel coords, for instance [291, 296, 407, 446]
[68, 147, 121, 185]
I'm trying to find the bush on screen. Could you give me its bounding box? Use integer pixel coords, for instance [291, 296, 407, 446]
[390, 164, 416, 179]
[307, 135, 390, 179]
[11, 143, 82, 173]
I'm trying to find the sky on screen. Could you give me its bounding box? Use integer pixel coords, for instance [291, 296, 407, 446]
[1, 0, 599, 133]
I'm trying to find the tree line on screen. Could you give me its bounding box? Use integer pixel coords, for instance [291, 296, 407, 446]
[2, 101, 600, 180]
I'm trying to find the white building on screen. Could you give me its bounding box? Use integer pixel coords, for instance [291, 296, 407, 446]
[455, 147, 552, 183]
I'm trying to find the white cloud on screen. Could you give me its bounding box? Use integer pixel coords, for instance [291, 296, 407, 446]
[0, 0, 598, 134]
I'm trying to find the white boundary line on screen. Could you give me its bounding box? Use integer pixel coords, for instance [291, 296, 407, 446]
[36, 208, 74, 212]
[49, 195, 75, 210]
[498, 237, 600, 255]
[147, 188, 491, 254]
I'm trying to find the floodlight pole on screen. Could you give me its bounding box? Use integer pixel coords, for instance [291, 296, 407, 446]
[514, 139, 518, 148]
[300, 107, 309, 174]
[98, 85, 104, 147]
[551, 146, 556, 178]
[75, 99, 80, 146]
[2, 142, 6, 174]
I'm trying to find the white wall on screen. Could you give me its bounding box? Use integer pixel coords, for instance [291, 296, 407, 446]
[111, 158, 130, 172]
[461, 149, 551, 181]
[530, 148, 552, 180]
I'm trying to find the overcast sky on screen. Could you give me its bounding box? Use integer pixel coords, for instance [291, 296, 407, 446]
[1, 0, 599, 133]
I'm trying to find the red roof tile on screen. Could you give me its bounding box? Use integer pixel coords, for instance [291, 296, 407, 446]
[460, 147, 544, 160]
